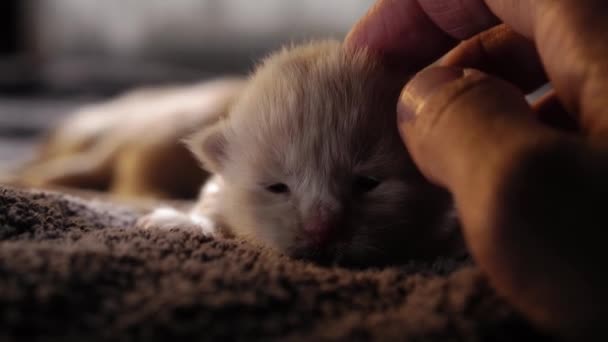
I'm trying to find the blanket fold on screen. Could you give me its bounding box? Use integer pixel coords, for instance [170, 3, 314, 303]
[0, 186, 550, 341]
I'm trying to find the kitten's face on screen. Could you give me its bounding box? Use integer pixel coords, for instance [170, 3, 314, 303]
[193, 41, 460, 267]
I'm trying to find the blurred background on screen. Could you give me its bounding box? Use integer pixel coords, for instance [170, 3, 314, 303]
[0, 0, 373, 170]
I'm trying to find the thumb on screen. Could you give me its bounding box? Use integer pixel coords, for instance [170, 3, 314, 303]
[396, 66, 561, 258]
[397, 66, 558, 195]
[395, 67, 608, 338]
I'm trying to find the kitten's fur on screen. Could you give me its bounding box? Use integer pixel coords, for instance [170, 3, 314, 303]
[142, 40, 462, 267]
[6, 78, 244, 199]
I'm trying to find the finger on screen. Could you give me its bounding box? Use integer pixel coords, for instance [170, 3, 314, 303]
[345, 0, 498, 70]
[397, 66, 607, 339]
[397, 67, 557, 191]
[441, 27, 579, 131]
[426, 0, 608, 135]
[440, 24, 546, 94]
[349, 0, 608, 135]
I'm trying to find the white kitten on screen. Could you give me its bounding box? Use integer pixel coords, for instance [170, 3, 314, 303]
[140, 40, 462, 267]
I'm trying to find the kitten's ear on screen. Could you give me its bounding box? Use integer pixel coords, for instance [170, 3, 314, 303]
[185, 124, 229, 173]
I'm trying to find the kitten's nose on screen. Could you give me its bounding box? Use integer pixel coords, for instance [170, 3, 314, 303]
[303, 204, 340, 246]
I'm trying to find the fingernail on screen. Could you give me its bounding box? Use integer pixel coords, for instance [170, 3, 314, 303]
[398, 67, 464, 123]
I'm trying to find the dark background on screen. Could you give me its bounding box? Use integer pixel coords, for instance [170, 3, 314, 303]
[0, 0, 372, 170]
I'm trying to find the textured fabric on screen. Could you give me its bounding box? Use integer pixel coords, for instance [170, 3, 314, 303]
[0, 186, 551, 341]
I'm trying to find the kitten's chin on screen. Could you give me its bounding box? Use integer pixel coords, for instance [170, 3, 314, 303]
[278, 210, 466, 269]
[285, 226, 467, 269]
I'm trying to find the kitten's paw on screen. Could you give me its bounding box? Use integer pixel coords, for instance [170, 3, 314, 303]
[136, 207, 216, 236]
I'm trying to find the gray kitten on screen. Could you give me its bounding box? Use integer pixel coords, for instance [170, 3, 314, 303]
[139, 40, 462, 267]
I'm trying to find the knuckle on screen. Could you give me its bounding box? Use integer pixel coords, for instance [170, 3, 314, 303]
[418, 72, 496, 128]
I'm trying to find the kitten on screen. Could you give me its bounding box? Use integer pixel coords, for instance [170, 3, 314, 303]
[8, 78, 244, 199]
[139, 40, 462, 267]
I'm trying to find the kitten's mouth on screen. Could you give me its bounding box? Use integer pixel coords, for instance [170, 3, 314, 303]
[286, 223, 466, 269]
[286, 222, 355, 266]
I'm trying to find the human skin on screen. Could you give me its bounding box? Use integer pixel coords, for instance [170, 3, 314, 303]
[347, 0, 608, 340]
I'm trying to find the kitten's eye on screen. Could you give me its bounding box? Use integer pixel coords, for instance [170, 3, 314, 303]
[266, 183, 290, 194]
[353, 175, 381, 193]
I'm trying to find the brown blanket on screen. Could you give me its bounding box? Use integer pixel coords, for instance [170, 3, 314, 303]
[0, 186, 551, 341]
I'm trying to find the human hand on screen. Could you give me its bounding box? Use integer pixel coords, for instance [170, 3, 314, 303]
[347, 0, 608, 340]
